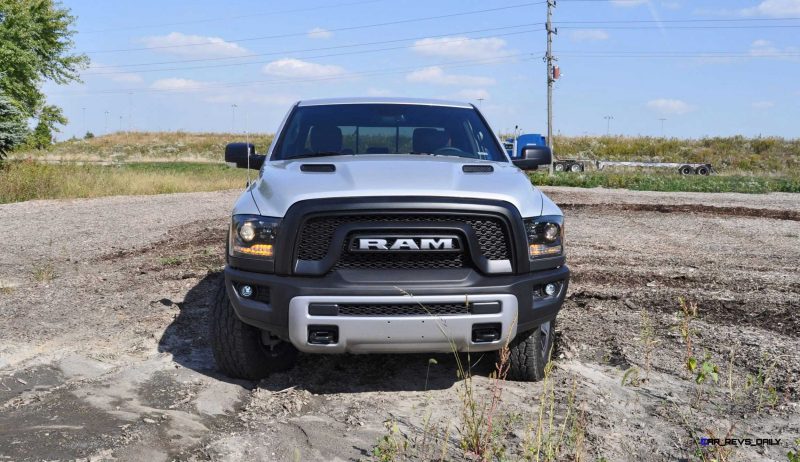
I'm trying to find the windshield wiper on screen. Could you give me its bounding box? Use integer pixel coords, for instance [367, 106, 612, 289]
[407, 151, 441, 156]
[288, 151, 348, 159]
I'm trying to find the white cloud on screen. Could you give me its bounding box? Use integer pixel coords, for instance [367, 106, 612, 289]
[455, 89, 491, 101]
[307, 27, 332, 39]
[406, 66, 495, 86]
[752, 101, 775, 109]
[87, 63, 143, 84]
[366, 88, 393, 97]
[262, 58, 346, 78]
[611, 0, 648, 6]
[646, 98, 696, 115]
[151, 78, 211, 92]
[741, 0, 800, 17]
[139, 32, 249, 58]
[412, 36, 508, 59]
[749, 39, 800, 60]
[569, 29, 610, 42]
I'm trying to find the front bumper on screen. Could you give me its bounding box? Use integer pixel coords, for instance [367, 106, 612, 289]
[224, 266, 570, 353]
[288, 294, 518, 353]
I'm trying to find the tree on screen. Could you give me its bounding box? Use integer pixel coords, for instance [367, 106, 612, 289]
[0, 93, 28, 159]
[0, 0, 88, 116]
[28, 104, 66, 149]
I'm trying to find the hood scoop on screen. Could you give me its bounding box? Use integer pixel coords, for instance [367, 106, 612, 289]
[462, 164, 494, 173]
[300, 163, 336, 173]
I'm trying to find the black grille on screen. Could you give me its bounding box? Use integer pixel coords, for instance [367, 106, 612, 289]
[295, 214, 511, 269]
[338, 303, 470, 316]
[336, 250, 465, 270]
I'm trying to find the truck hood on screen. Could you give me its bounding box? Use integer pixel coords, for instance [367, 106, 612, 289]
[247, 154, 553, 218]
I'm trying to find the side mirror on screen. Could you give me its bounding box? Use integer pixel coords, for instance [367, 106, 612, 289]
[225, 142, 265, 170]
[512, 145, 552, 170]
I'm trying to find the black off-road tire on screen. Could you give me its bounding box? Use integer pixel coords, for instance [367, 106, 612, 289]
[209, 280, 297, 380]
[679, 165, 694, 175]
[505, 320, 556, 382]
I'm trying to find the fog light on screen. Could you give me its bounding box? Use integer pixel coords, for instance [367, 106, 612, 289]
[240, 285, 253, 298]
[544, 283, 557, 296]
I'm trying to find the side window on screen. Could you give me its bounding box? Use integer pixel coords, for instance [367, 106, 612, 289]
[358, 126, 395, 153]
[340, 126, 356, 153]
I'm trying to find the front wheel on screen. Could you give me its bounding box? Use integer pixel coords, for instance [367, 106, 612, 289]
[504, 320, 556, 382]
[209, 279, 297, 380]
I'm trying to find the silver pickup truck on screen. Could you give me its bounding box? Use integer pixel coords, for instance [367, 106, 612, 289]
[212, 97, 569, 381]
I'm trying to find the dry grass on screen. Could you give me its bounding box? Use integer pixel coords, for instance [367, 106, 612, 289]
[10, 131, 274, 163]
[550, 135, 800, 174]
[0, 161, 248, 203]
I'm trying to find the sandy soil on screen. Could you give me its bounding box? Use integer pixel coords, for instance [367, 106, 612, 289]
[0, 187, 798, 461]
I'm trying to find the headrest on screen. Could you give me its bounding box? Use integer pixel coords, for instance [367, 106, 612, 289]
[412, 128, 447, 153]
[309, 124, 343, 152]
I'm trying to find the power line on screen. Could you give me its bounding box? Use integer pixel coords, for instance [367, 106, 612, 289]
[560, 24, 800, 30]
[555, 17, 800, 24]
[82, 0, 388, 33]
[88, 23, 543, 69]
[557, 51, 800, 58]
[84, 28, 544, 76]
[83, 1, 547, 54]
[56, 53, 535, 96]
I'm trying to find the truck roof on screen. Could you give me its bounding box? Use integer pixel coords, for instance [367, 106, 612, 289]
[297, 97, 474, 109]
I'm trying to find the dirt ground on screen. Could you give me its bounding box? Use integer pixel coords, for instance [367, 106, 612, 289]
[0, 187, 798, 461]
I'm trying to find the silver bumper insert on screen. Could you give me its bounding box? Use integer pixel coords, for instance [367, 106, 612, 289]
[288, 294, 518, 354]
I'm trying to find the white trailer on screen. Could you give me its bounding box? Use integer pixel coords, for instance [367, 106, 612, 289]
[553, 159, 713, 176]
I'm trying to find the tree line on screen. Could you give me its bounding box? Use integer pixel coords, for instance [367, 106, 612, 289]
[0, 0, 87, 159]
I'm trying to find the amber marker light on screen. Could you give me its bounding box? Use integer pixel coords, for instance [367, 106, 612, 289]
[234, 244, 274, 257]
[529, 244, 563, 258]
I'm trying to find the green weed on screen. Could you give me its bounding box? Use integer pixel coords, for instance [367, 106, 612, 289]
[32, 263, 56, 283]
[159, 256, 183, 266]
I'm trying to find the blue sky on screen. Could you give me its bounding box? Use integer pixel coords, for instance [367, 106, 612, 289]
[47, 0, 800, 139]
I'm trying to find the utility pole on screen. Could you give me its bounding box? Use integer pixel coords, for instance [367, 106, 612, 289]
[659, 118, 667, 137]
[477, 97, 484, 108]
[127, 92, 133, 131]
[104, 110, 110, 134]
[545, 0, 557, 174]
[604, 115, 614, 135]
[231, 104, 238, 133]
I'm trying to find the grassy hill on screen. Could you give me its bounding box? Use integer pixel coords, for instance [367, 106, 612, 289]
[10, 131, 275, 164]
[12, 131, 799, 174]
[3, 132, 798, 203]
[551, 135, 800, 174]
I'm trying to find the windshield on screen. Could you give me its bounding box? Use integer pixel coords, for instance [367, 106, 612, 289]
[272, 103, 507, 162]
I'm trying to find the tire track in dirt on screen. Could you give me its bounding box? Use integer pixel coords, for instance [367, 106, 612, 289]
[560, 202, 800, 221]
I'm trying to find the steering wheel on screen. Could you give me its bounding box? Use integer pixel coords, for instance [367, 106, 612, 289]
[433, 147, 469, 157]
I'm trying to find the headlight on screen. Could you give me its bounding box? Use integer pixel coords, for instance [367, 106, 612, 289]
[229, 215, 280, 259]
[523, 216, 564, 259]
